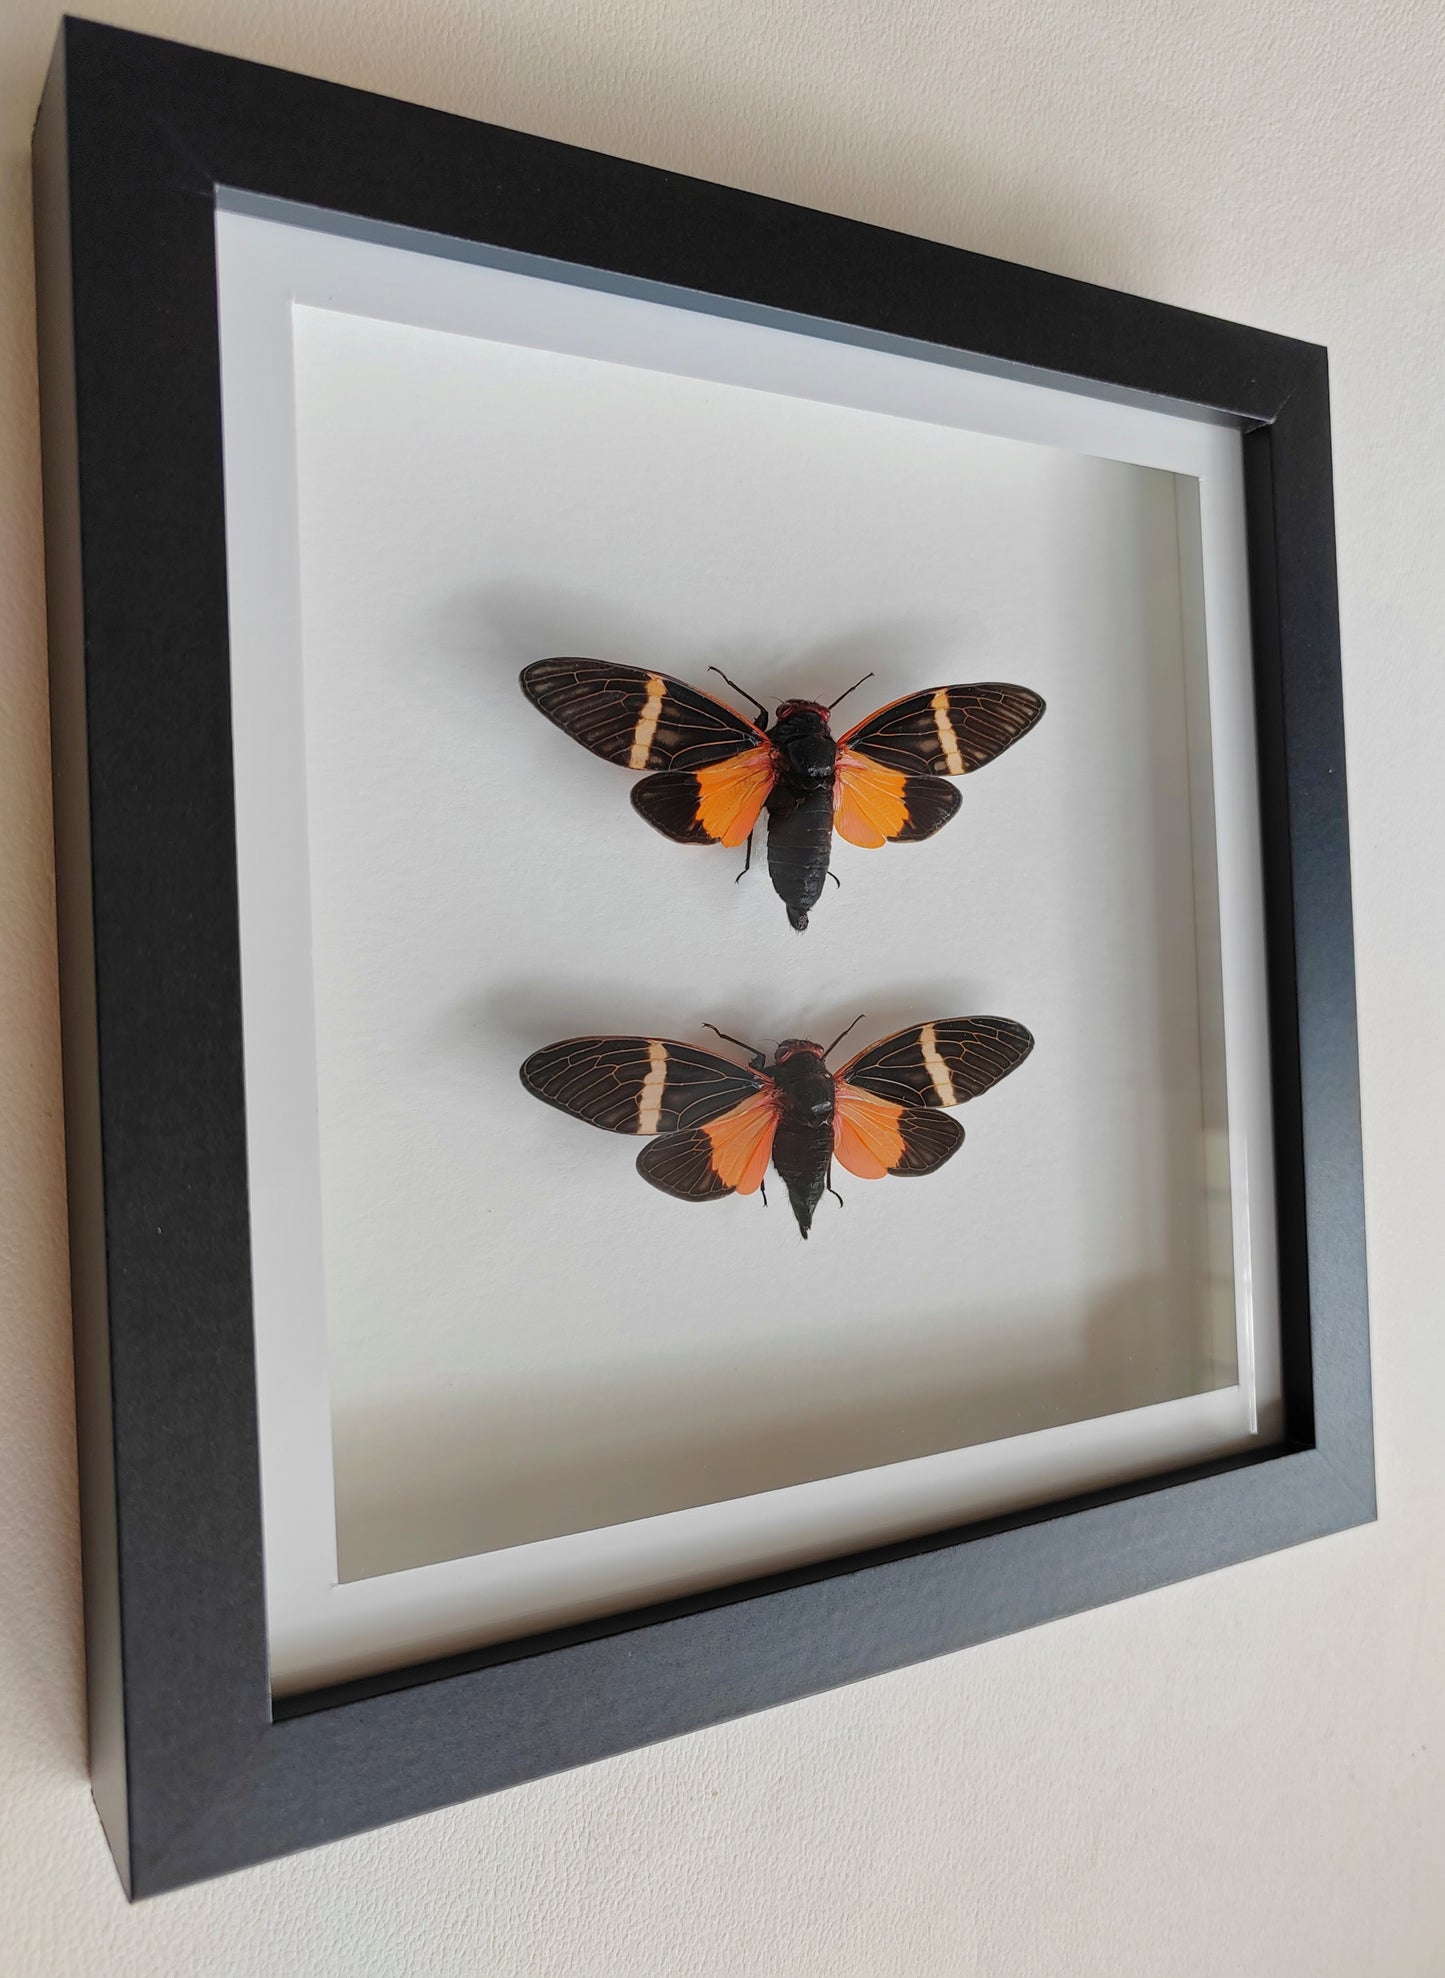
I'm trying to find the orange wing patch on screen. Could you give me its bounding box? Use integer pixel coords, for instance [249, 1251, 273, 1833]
[832, 748, 909, 848]
[832, 1082, 906, 1178]
[703, 1088, 781, 1193]
[694, 746, 777, 847]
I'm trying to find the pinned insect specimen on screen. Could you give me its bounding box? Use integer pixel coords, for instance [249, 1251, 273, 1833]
[520, 659, 1045, 929]
[520, 1015, 1033, 1237]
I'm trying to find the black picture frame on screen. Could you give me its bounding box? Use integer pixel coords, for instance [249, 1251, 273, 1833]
[32, 15, 1371, 1898]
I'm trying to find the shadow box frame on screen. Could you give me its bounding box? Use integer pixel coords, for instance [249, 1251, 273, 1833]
[32, 16, 1372, 1898]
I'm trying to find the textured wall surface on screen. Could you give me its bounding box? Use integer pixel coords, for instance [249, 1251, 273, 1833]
[2, 0, 1442, 1970]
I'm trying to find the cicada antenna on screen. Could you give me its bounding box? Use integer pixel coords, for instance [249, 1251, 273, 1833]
[827, 671, 875, 713]
[822, 1014, 866, 1060]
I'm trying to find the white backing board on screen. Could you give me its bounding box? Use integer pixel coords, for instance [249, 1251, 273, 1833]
[215, 203, 1280, 1693]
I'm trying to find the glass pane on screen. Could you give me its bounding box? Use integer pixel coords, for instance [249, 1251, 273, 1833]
[216, 200, 1279, 1691]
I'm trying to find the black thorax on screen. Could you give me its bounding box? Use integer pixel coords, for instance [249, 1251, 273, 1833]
[769, 705, 838, 792]
[769, 1049, 836, 1123]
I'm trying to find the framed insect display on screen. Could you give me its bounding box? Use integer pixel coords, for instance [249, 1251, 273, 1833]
[35, 18, 1370, 1896]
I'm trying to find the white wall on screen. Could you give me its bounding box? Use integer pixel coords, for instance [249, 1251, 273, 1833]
[1, 0, 1441, 1969]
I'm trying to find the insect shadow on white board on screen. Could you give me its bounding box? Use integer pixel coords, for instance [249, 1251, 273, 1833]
[519, 658, 1046, 930]
[520, 1015, 1035, 1239]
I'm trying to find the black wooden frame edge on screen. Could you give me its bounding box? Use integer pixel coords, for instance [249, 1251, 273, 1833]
[32, 33, 132, 1896]
[178, 1446, 1363, 1889]
[31, 16, 1372, 1898]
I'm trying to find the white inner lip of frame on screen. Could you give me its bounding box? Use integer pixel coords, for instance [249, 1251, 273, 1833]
[214, 197, 1281, 1696]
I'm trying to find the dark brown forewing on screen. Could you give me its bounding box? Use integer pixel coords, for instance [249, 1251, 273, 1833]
[892, 1107, 965, 1175]
[840, 1017, 1034, 1109]
[841, 684, 1045, 776]
[521, 659, 763, 772]
[636, 1128, 735, 1200]
[520, 1037, 765, 1136]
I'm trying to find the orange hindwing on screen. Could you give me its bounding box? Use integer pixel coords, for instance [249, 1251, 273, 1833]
[832, 748, 910, 848]
[832, 1082, 907, 1178]
[693, 745, 777, 847]
[702, 1087, 781, 1193]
